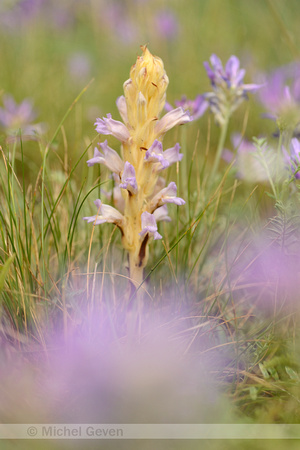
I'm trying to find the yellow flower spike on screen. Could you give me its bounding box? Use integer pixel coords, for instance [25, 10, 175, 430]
[87, 47, 190, 297]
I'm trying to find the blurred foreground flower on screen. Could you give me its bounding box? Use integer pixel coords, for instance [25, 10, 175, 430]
[0, 94, 45, 139]
[0, 308, 227, 427]
[84, 46, 190, 290]
[204, 54, 261, 126]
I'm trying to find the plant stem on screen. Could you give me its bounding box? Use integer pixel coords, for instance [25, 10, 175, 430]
[210, 113, 230, 183]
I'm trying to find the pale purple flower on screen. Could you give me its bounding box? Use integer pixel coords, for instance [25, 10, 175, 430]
[67, 52, 91, 83]
[0, 94, 44, 137]
[229, 232, 300, 313]
[204, 54, 260, 92]
[83, 199, 123, 226]
[153, 9, 179, 41]
[165, 95, 208, 121]
[203, 54, 261, 124]
[150, 182, 185, 210]
[144, 140, 183, 170]
[87, 140, 124, 173]
[282, 138, 300, 179]
[154, 107, 191, 137]
[95, 114, 130, 142]
[258, 68, 300, 130]
[100, 3, 138, 44]
[119, 161, 138, 194]
[139, 212, 162, 240]
[223, 134, 277, 183]
[153, 205, 171, 222]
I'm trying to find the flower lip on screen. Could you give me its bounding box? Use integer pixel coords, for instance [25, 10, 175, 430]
[119, 161, 138, 194]
[95, 113, 130, 142]
[154, 107, 191, 137]
[83, 199, 124, 225]
[150, 181, 185, 210]
[87, 140, 124, 173]
[139, 211, 162, 240]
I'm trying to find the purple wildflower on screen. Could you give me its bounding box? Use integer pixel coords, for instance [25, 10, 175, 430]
[95, 114, 130, 143]
[282, 138, 300, 179]
[258, 67, 300, 131]
[150, 182, 185, 210]
[83, 199, 123, 226]
[166, 95, 208, 121]
[154, 107, 191, 136]
[203, 54, 261, 125]
[119, 161, 138, 194]
[67, 52, 92, 84]
[144, 140, 183, 170]
[223, 134, 277, 183]
[87, 140, 124, 173]
[153, 9, 179, 41]
[139, 212, 162, 240]
[0, 94, 44, 137]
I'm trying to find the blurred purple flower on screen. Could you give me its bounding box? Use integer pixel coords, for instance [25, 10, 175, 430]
[230, 233, 300, 313]
[282, 137, 300, 179]
[0, 304, 225, 424]
[100, 3, 138, 44]
[67, 52, 92, 84]
[0, 94, 44, 138]
[203, 54, 261, 125]
[223, 134, 277, 183]
[153, 9, 179, 40]
[258, 66, 300, 131]
[166, 95, 208, 121]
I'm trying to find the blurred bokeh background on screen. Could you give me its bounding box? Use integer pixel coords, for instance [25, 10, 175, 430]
[1, 0, 300, 158]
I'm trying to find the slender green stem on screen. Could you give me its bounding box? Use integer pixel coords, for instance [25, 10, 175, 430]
[210, 113, 230, 183]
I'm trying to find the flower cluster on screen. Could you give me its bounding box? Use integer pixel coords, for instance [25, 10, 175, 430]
[84, 46, 190, 286]
[203, 54, 261, 125]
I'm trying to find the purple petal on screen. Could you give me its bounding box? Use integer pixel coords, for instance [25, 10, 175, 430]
[153, 205, 171, 222]
[83, 199, 123, 225]
[163, 143, 183, 165]
[150, 181, 185, 209]
[87, 140, 124, 173]
[119, 161, 138, 194]
[155, 107, 191, 136]
[95, 114, 130, 142]
[144, 140, 169, 169]
[139, 211, 162, 240]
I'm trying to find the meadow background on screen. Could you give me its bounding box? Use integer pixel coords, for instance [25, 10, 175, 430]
[1, 0, 300, 449]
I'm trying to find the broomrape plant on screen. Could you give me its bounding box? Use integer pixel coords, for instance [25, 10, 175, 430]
[84, 46, 190, 289]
